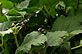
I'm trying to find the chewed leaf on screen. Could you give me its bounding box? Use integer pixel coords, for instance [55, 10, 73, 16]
[15, 31, 47, 54]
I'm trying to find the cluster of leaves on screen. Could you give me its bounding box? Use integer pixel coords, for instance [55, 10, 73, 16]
[0, 0, 82, 54]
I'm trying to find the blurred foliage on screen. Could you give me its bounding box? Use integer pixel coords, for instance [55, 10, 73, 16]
[0, 0, 82, 54]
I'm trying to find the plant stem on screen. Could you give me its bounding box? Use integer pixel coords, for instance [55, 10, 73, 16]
[29, 50, 32, 54]
[43, 5, 50, 16]
[43, 46, 48, 54]
[71, 44, 82, 50]
[77, 0, 79, 8]
[1, 36, 9, 54]
[0, 2, 3, 16]
[1, 36, 4, 53]
[38, 48, 40, 54]
[3, 40, 10, 54]
[14, 34, 19, 47]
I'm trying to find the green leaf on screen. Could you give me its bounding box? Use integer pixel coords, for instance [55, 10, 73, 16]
[69, 30, 82, 40]
[15, 31, 47, 54]
[46, 31, 67, 46]
[70, 30, 82, 35]
[7, 16, 22, 21]
[0, 21, 12, 31]
[55, 1, 66, 10]
[18, 11, 26, 17]
[64, 30, 82, 41]
[7, 9, 23, 21]
[26, 7, 42, 13]
[7, 9, 21, 16]
[39, 0, 58, 7]
[9, 0, 24, 3]
[1, 0, 13, 9]
[28, 0, 40, 7]
[49, 4, 57, 17]
[63, 0, 78, 8]
[0, 16, 7, 22]
[16, 0, 30, 10]
[51, 8, 82, 32]
[80, 40, 82, 45]
[28, 0, 58, 14]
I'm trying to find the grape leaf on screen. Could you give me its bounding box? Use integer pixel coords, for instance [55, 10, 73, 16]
[15, 31, 47, 54]
[46, 31, 67, 46]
